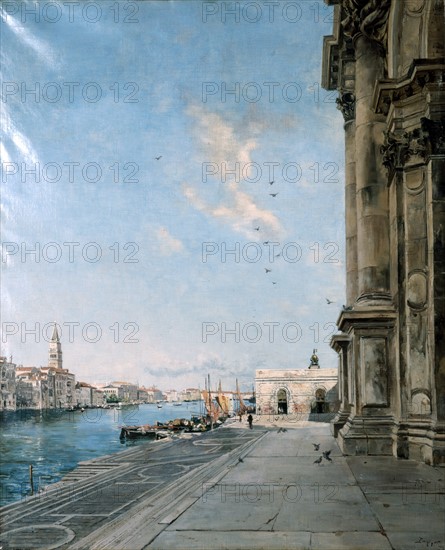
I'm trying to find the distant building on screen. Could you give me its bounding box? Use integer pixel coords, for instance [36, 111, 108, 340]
[180, 388, 201, 401]
[39, 367, 75, 409]
[110, 381, 138, 402]
[145, 386, 163, 402]
[0, 356, 16, 411]
[76, 382, 106, 407]
[48, 324, 63, 369]
[255, 350, 339, 415]
[15, 323, 76, 409]
[137, 387, 148, 402]
[102, 385, 124, 401]
[16, 367, 49, 410]
[164, 389, 178, 402]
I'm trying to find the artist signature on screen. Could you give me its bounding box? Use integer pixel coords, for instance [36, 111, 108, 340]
[414, 537, 444, 548]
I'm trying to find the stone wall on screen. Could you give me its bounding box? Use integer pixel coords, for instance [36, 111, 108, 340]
[255, 368, 339, 416]
[322, 0, 445, 465]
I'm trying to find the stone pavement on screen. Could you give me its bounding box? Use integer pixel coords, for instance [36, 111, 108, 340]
[1, 417, 444, 550]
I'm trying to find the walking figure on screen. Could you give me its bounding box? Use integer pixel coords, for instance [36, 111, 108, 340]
[247, 414, 253, 429]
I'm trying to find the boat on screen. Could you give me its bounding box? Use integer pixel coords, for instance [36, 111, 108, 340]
[173, 401, 182, 406]
[157, 403, 162, 408]
[119, 426, 169, 440]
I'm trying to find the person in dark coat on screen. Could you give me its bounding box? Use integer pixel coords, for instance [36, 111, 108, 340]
[247, 414, 253, 429]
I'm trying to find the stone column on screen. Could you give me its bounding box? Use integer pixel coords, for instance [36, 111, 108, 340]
[337, 90, 358, 306]
[354, 35, 390, 304]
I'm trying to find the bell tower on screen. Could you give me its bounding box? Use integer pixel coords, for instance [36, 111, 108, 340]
[48, 323, 63, 369]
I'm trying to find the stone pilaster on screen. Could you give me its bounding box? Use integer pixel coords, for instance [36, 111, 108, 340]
[330, 333, 351, 436]
[337, 308, 397, 455]
[375, 64, 445, 464]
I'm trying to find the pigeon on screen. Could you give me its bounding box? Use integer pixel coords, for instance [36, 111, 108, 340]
[314, 456, 323, 465]
[342, 305, 353, 311]
[265, 268, 272, 273]
[254, 227, 260, 231]
[269, 193, 279, 197]
[312, 443, 320, 451]
[155, 156, 162, 160]
[323, 450, 332, 462]
[238, 457, 244, 463]
[326, 298, 334, 304]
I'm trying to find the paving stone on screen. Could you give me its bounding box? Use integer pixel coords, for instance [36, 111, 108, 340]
[148, 530, 312, 549]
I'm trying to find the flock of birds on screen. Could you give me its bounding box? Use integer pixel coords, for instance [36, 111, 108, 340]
[156, 153, 349, 309]
[312, 443, 332, 465]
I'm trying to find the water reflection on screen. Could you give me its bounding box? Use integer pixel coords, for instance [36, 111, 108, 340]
[0, 402, 202, 506]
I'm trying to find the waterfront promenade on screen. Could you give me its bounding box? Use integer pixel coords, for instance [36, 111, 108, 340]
[1, 417, 444, 550]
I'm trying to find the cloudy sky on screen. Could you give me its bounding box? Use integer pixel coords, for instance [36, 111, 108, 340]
[1, 0, 345, 391]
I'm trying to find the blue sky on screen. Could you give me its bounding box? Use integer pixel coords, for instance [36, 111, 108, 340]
[1, 1, 345, 391]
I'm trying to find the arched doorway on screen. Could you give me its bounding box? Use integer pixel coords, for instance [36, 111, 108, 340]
[315, 388, 326, 414]
[277, 388, 288, 414]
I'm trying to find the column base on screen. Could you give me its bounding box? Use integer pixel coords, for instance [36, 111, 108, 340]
[397, 420, 445, 466]
[338, 414, 396, 456]
[330, 409, 350, 437]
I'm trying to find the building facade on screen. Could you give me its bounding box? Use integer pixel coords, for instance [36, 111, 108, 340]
[322, 0, 445, 464]
[255, 352, 339, 416]
[0, 356, 16, 411]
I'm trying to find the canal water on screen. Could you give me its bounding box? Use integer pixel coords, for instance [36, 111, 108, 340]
[0, 402, 204, 507]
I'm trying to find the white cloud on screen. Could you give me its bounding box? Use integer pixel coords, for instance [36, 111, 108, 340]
[155, 226, 184, 256]
[184, 104, 284, 238]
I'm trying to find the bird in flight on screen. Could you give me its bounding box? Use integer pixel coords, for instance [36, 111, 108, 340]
[312, 443, 320, 451]
[254, 227, 260, 231]
[275, 253, 281, 258]
[326, 298, 335, 304]
[269, 180, 274, 185]
[263, 241, 269, 245]
[238, 457, 244, 463]
[323, 450, 332, 462]
[265, 268, 272, 273]
[155, 156, 162, 160]
[272, 282, 277, 285]
[313, 456, 323, 465]
[269, 193, 279, 197]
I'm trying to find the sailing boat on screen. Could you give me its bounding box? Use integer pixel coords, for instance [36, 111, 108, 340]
[236, 379, 247, 414]
[215, 380, 230, 417]
[201, 374, 220, 428]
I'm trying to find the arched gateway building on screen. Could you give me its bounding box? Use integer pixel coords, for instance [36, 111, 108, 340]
[255, 351, 340, 416]
[322, 0, 444, 465]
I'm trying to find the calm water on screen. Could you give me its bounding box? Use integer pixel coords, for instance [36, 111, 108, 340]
[0, 402, 204, 506]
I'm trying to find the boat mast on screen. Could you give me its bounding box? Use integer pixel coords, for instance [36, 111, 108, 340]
[208, 373, 213, 430]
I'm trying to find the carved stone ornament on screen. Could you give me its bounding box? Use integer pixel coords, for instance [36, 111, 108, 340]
[336, 91, 356, 121]
[380, 129, 426, 176]
[381, 118, 445, 177]
[341, 0, 391, 49]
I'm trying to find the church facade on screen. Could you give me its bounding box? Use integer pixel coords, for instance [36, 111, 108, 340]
[322, 0, 444, 464]
[255, 351, 339, 416]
